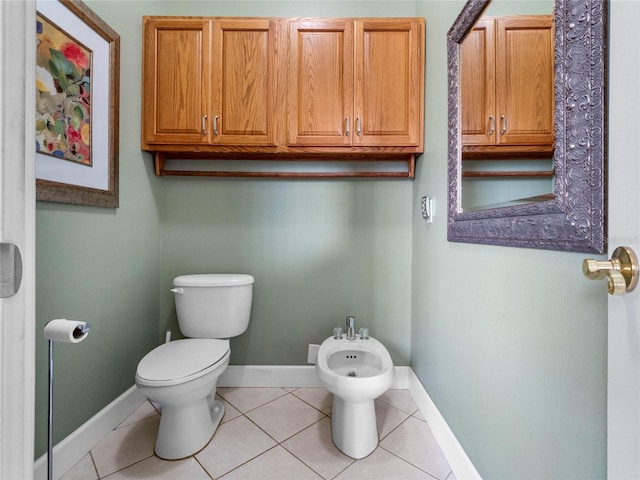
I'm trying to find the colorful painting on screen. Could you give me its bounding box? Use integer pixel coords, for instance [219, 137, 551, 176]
[36, 14, 92, 166]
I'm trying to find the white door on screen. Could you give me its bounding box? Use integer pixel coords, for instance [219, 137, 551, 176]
[0, 1, 36, 479]
[607, 1, 640, 478]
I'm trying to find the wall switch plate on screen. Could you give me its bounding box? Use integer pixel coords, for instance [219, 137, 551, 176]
[307, 344, 320, 364]
[421, 196, 434, 223]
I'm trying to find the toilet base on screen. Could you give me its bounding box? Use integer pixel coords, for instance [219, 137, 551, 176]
[155, 397, 225, 460]
[331, 396, 379, 459]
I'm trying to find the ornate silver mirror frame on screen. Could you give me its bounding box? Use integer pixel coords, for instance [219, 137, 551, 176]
[447, 0, 607, 253]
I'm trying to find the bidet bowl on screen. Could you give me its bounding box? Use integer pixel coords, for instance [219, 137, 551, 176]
[316, 335, 394, 401]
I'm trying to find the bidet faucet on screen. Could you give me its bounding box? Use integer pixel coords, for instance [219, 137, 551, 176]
[346, 316, 356, 340]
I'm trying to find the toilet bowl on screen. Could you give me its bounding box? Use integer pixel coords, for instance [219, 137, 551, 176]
[316, 334, 394, 459]
[135, 338, 230, 459]
[135, 274, 254, 460]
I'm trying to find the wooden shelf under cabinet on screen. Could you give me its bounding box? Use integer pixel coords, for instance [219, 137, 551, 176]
[462, 143, 555, 160]
[462, 169, 554, 178]
[152, 151, 416, 178]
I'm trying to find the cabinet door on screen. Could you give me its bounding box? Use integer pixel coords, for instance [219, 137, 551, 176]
[212, 19, 276, 145]
[142, 18, 211, 145]
[354, 19, 424, 147]
[288, 19, 353, 146]
[460, 18, 496, 146]
[496, 16, 554, 145]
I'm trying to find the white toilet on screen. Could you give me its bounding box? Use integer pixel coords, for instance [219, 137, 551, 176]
[135, 274, 254, 460]
[315, 322, 394, 459]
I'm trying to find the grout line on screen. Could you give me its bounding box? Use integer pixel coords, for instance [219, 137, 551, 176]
[240, 395, 330, 445]
[275, 415, 355, 480]
[378, 443, 440, 480]
[377, 412, 451, 480]
[289, 388, 332, 416]
[88, 451, 100, 480]
[216, 387, 289, 415]
[329, 460, 354, 480]
[376, 391, 421, 416]
[193, 455, 215, 480]
[98, 454, 155, 480]
[238, 411, 282, 446]
[216, 444, 282, 480]
[377, 402, 414, 443]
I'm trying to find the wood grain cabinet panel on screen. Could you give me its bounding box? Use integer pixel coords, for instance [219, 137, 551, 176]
[354, 19, 423, 147]
[460, 18, 496, 145]
[288, 18, 424, 148]
[461, 15, 554, 153]
[287, 19, 353, 146]
[142, 17, 276, 148]
[142, 18, 211, 146]
[496, 16, 554, 146]
[213, 19, 276, 145]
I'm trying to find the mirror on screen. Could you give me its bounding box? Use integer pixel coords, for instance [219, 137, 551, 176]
[460, 1, 554, 212]
[447, 0, 607, 253]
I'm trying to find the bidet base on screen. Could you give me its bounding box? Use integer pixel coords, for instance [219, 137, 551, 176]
[331, 397, 379, 459]
[155, 398, 225, 460]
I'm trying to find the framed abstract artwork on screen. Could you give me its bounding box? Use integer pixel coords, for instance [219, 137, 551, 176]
[36, 0, 120, 208]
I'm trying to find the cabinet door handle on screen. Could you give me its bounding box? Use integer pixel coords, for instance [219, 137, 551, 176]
[356, 116, 362, 137]
[500, 115, 507, 135]
[345, 117, 350, 136]
[202, 115, 207, 135]
[488, 115, 495, 135]
[213, 115, 219, 136]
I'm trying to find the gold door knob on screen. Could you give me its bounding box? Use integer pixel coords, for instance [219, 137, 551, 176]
[583, 246, 639, 295]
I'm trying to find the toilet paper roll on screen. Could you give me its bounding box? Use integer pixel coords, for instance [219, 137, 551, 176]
[44, 319, 90, 343]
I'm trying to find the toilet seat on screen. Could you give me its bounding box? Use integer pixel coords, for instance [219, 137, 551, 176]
[136, 338, 230, 387]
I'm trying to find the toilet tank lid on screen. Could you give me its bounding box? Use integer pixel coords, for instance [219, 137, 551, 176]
[173, 274, 254, 287]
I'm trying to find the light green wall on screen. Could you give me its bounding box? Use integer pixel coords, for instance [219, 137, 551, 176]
[163, 0, 416, 17]
[160, 179, 413, 365]
[34, 1, 609, 478]
[34, 0, 164, 457]
[412, 1, 607, 478]
[484, 0, 554, 16]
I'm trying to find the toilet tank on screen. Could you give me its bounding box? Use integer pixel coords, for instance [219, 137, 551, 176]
[172, 274, 254, 338]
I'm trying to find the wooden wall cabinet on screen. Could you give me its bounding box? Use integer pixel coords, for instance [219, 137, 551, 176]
[142, 16, 425, 177]
[287, 19, 354, 147]
[142, 17, 276, 149]
[460, 15, 554, 158]
[142, 18, 211, 146]
[213, 19, 276, 146]
[288, 18, 424, 148]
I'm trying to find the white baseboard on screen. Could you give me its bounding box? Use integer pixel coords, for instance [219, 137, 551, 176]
[218, 364, 412, 389]
[407, 370, 482, 480]
[33, 386, 147, 480]
[34, 365, 479, 480]
[219, 365, 324, 387]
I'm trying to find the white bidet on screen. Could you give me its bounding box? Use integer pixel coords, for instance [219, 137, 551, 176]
[316, 334, 394, 459]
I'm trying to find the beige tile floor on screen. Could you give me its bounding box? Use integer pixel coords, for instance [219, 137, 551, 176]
[61, 388, 456, 480]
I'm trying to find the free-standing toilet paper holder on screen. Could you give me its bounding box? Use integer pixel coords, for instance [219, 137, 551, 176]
[44, 319, 90, 480]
